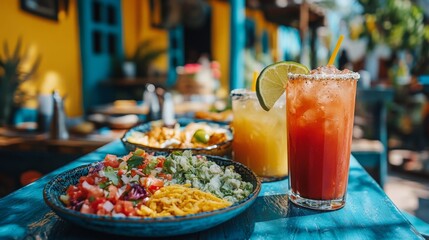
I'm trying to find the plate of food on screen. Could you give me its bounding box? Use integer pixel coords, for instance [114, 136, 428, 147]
[121, 118, 233, 157]
[43, 150, 261, 237]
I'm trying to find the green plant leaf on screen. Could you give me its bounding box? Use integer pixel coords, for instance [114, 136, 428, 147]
[12, 38, 22, 63]
[133, 40, 152, 60]
[19, 55, 41, 83]
[3, 41, 10, 59]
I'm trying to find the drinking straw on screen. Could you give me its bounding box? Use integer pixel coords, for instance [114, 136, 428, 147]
[328, 34, 344, 66]
[251, 71, 258, 91]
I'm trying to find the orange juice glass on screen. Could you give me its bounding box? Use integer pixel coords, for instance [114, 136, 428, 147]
[231, 89, 288, 182]
[286, 67, 359, 210]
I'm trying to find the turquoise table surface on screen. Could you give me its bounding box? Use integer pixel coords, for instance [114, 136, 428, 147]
[0, 140, 423, 240]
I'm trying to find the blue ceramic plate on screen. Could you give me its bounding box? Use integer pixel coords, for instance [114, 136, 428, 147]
[43, 155, 261, 237]
[121, 118, 233, 157]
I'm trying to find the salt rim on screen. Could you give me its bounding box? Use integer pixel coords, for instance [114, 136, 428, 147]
[230, 89, 257, 100]
[231, 88, 286, 107]
[288, 72, 360, 80]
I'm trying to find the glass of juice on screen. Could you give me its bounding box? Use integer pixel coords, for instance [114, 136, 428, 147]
[231, 89, 288, 182]
[286, 66, 359, 210]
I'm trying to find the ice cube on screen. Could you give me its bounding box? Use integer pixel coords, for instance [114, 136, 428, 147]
[302, 109, 319, 123]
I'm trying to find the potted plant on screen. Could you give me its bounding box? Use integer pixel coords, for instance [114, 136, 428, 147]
[112, 39, 167, 79]
[0, 38, 41, 127]
[131, 39, 167, 78]
[355, 0, 425, 82]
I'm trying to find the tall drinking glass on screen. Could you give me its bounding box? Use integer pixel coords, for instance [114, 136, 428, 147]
[286, 67, 359, 210]
[231, 89, 288, 182]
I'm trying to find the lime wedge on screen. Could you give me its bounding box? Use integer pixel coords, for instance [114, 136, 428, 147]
[256, 61, 309, 111]
[193, 129, 209, 144]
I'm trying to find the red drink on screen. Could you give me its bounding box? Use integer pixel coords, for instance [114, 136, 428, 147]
[286, 66, 359, 210]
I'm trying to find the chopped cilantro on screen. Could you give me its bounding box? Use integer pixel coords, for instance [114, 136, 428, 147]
[142, 157, 159, 175]
[127, 155, 144, 169]
[104, 166, 119, 185]
[98, 181, 109, 189]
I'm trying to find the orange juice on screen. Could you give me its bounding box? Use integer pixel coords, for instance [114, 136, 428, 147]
[231, 89, 287, 181]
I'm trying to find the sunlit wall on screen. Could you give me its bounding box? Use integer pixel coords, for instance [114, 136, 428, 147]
[0, 0, 82, 117]
[122, 0, 169, 73]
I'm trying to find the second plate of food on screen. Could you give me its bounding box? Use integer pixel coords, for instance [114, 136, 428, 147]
[121, 118, 233, 157]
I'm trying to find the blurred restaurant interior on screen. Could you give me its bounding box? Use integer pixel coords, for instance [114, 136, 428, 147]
[1, 0, 429, 237]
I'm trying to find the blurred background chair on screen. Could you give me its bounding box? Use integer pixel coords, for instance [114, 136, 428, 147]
[352, 87, 394, 188]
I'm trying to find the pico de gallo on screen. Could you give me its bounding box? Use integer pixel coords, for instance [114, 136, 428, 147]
[60, 149, 170, 217]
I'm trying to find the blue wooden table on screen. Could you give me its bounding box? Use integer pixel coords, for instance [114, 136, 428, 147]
[0, 140, 423, 239]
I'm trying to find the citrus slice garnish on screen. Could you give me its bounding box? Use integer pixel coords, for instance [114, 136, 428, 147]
[193, 129, 210, 144]
[256, 61, 309, 111]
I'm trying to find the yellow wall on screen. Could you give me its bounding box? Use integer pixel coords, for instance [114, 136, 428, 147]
[0, 0, 82, 117]
[268, 23, 279, 62]
[210, 0, 231, 92]
[122, 0, 168, 72]
[246, 8, 279, 62]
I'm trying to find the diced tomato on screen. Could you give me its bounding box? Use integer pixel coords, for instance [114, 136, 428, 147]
[96, 177, 108, 187]
[150, 177, 164, 187]
[88, 188, 104, 199]
[140, 159, 150, 170]
[122, 152, 133, 161]
[66, 185, 78, 196]
[66, 185, 87, 201]
[124, 184, 132, 193]
[123, 200, 136, 216]
[137, 164, 146, 170]
[96, 208, 109, 216]
[117, 169, 125, 176]
[80, 203, 93, 214]
[104, 154, 119, 168]
[114, 200, 136, 216]
[157, 173, 172, 181]
[79, 176, 95, 185]
[107, 185, 118, 201]
[114, 201, 123, 213]
[105, 154, 117, 161]
[144, 176, 164, 194]
[156, 158, 165, 168]
[148, 184, 161, 193]
[82, 181, 104, 199]
[90, 197, 106, 210]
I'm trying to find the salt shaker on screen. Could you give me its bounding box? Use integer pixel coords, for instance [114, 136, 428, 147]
[144, 84, 161, 122]
[162, 92, 176, 127]
[50, 91, 69, 140]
